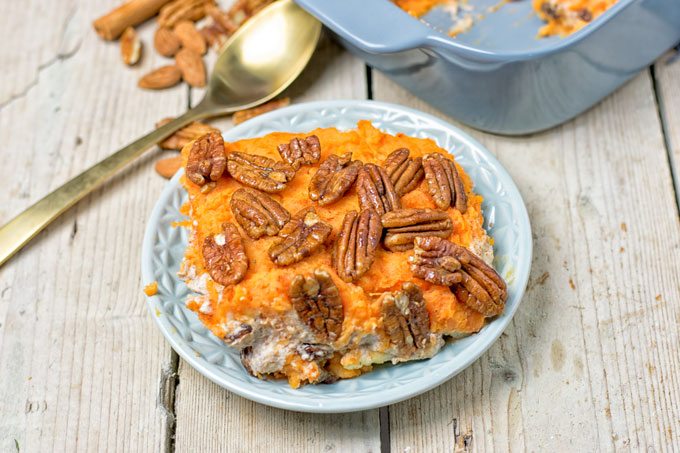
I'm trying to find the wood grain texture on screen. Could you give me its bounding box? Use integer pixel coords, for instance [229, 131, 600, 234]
[373, 70, 680, 451]
[654, 50, 680, 207]
[172, 36, 382, 453]
[0, 0, 188, 451]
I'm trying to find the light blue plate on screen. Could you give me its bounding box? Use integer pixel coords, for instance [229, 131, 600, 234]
[141, 100, 532, 413]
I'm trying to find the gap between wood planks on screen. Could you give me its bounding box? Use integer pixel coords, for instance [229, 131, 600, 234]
[156, 84, 191, 453]
[650, 65, 680, 215]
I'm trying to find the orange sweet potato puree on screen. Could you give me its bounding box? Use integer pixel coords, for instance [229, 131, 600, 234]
[180, 121, 486, 341]
[393, 0, 617, 37]
[533, 0, 617, 37]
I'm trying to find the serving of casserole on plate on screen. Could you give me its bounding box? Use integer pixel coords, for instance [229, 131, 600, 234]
[142, 101, 531, 412]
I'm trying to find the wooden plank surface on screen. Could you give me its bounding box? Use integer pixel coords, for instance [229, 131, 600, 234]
[2, 0, 680, 449]
[172, 35, 382, 453]
[373, 70, 680, 450]
[0, 0, 188, 451]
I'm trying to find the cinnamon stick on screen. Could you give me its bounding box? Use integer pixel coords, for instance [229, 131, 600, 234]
[93, 0, 173, 41]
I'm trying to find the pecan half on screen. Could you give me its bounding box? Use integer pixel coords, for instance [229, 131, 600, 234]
[382, 209, 452, 252]
[410, 237, 507, 317]
[186, 131, 227, 186]
[333, 210, 382, 282]
[158, 0, 213, 28]
[277, 135, 321, 170]
[422, 153, 467, 212]
[357, 163, 401, 215]
[202, 223, 248, 286]
[381, 282, 431, 356]
[156, 118, 219, 151]
[268, 207, 332, 266]
[383, 148, 424, 196]
[227, 151, 295, 193]
[290, 269, 343, 342]
[230, 188, 290, 239]
[309, 153, 362, 206]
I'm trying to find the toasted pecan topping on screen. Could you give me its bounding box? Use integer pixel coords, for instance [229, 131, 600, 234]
[290, 269, 344, 342]
[410, 237, 506, 316]
[309, 153, 362, 206]
[357, 163, 401, 216]
[277, 135, 321, 170]
[333, 210, 382, 282]
[227, 151, 295, 193]
[382, 208, 453, 252]
[230, 188, 290, 239]
[202, 223, 248, 286]
[422, 153, 467, 212]
[381, 282, 431, 355]
[383, 148, 424, 196]
[268, 207, 332, 266]
[186, 131, 227, 186]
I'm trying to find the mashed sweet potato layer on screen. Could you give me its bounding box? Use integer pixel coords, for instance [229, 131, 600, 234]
[180, 121, 488, 350]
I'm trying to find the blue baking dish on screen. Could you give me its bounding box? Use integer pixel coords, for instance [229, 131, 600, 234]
[295, 0, 680, 135]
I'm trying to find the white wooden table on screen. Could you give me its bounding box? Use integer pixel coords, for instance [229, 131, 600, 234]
[1, 1, 680, 451]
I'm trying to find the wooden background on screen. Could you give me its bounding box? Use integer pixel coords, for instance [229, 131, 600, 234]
[1, 0, 679, 451]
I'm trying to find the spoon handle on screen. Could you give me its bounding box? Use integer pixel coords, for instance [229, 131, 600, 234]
[0, 109, 204, 267]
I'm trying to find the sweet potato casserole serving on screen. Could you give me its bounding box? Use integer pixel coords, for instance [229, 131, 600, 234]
[178, 121, 507, 387]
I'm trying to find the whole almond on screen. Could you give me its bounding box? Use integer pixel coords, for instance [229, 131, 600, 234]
[120, 27, 142, 66]
[138, 65, 182, 89]
[175, 48, 205, 87]
[174, 20, 206, 55]
[154, 27, 181, 57]
[155, 155, 183, 179]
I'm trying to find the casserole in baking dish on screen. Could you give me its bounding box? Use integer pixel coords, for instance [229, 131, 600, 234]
[296, 0, 680, 134]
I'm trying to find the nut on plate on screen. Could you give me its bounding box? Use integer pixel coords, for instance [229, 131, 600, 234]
[423, 153, 467, 212]
[309, 153, 362, 206]
[202, 222, 249, 286]
[381, 282, 433, 356]
[333, 210, 382, 282]
[268, 207, 332, 266]
[383, 148, 424, 196]
[230, 188, 290, 239]
[382, 208, 453, 252]
[185, 131, 227, 186]
[410, 236, 507, 317]
[277, 135, 321, 170]
[290, 269, 344, 342]
[227, 151, 295, 193]
[357, 163, 401, 215]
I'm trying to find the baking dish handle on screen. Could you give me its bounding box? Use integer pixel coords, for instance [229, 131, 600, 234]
[295, 0, 446, 53]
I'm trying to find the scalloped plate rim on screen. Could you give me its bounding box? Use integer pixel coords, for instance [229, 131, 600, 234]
[141, 100, 532, 413]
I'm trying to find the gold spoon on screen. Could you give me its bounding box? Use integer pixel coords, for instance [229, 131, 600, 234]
[0, 0, 321, 266]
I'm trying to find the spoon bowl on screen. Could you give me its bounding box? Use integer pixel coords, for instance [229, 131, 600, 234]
[0, 0, 321, 266]
[204, 0, 321, 111]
